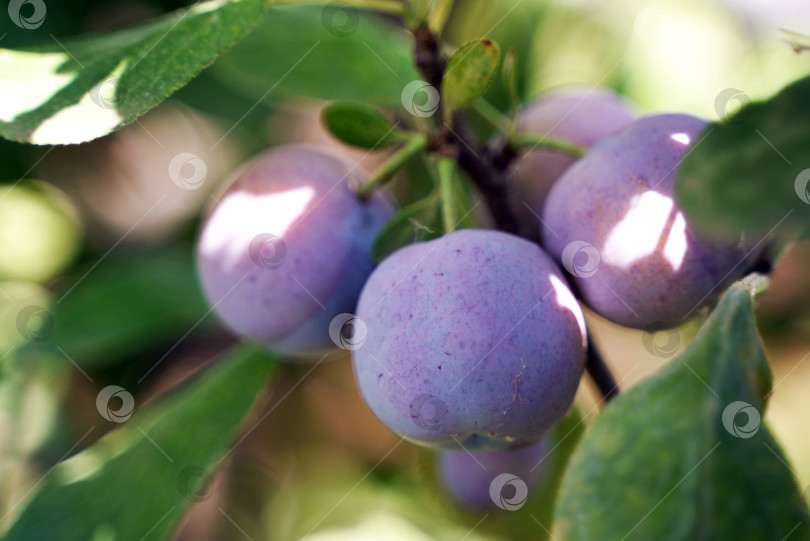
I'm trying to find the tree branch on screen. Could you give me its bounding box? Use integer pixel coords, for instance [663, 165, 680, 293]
[587, 341, 620, 403]
[447, 110, 520, 234]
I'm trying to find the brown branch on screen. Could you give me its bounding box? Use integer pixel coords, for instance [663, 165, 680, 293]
[587, 341, 619, 403]
[448, 111, 520, 234]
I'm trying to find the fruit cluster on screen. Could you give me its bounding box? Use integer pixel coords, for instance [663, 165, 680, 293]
[195, 88, 754, 511]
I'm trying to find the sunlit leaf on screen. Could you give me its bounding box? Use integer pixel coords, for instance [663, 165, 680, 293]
[0, 0, 270, 145]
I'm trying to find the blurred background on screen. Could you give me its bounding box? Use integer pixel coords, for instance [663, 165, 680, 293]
[1, 0, 809, 539]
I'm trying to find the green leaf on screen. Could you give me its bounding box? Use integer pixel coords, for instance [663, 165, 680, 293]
[0, 0, 270, 145]
[676, 76, 810, 243]
[442, 39, 501, 114]
[30, 245, 211, 370]
[371, 193, 442, 263]
[555, 277, 810, 541]
[213, 4, 420, 107]
[4, 344, 279, 541]
[321, 101, 407, 149]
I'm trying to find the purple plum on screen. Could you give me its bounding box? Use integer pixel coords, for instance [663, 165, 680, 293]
[437, 439, 546, 511]
[196, 145, 392, 355]
[510, 87, 635, 235]
[541, 114, 756, 330]
[352, 229, 587, 450]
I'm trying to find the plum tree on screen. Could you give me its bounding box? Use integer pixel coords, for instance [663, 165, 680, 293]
[352, 229, 586, 450]
[510, 87, 635, 235]
[196, 145, 392, 354]
[437, 439, 546, 511]
[541, 114, 756, 330]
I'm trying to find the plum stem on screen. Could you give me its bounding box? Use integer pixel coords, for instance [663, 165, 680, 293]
[510, 135, 587, 157]
[473, 99, 587, 157]
[356, 135, 428, 200]
[587, 341, 620, 403]
[471, 98, 510, 133]
[437, 158, 458, 232]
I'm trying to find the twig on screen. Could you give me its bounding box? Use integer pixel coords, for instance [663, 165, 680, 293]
[448, 110, 520, 234]
[587, 341, 620, 403]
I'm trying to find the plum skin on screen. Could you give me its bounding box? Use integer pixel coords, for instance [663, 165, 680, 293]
[196, 145, 392, 355]
[541, 114, 756, 331]
[437, 439, 546, 511]
[352, 229, 587, 450]
[510, 87, 635, 235]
